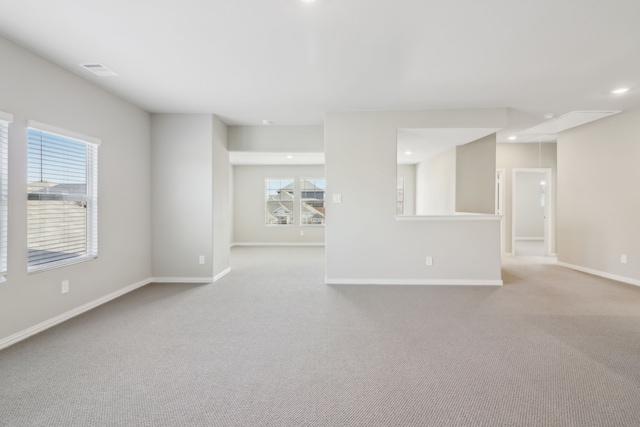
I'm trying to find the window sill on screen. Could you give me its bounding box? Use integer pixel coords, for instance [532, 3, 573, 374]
[396, 214, 501, 222]
[28, 255, 97, 274]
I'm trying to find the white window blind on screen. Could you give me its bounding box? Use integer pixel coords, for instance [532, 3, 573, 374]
[0, 111, 12, 280]
[27, 122, 99, 272]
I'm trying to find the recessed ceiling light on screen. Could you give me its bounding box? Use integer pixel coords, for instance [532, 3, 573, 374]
[611, 87, 630, 94]
[508, 136, 516, 141]
[404, 151, 412, 155]
[301, 0, 316, 3]
[286, 155, 294, 159]
[262, 119, 272, 125]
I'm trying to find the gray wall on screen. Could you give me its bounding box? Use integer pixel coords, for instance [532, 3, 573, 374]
[233, 165, 325, 245]
[496, 143, 557, 254]
[456, 133, 496, 214]
[557, 109, 640, 282]
[0, 36, 152, 341]
[229, 126, 324, 152]
[514, 171, 545, 238]
[415, 148, 456, 215]
[325, 109, 506, 283]
[212, 116, 231, 278]
[151, 114, 213, 279]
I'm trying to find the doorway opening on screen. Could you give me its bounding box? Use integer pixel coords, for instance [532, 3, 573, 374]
[512, 168, 554, 257]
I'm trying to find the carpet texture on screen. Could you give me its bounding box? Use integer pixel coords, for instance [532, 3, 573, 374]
[1, 247, 640, 426]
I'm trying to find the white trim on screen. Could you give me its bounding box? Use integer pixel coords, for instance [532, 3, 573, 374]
[515, 237, 544, 241]
[496, 168, 506, 254]
[0, 111, 13, 123]
[232, 242, 325, 247]
[214, 267, 231, 282]
[395, 214, 501, 222]
[27, 120, 101, 146]
[151, 277, 214, 283]
[556, 262, 640, 288]
[0, 278, 152, 351]
[28, 255, 97, 274]
[325, 278, 503, 286]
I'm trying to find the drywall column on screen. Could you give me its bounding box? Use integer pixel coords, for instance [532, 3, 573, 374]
[212, 116, 231, 280]
[456, 133, 496, 214]
[325, 109, 506, 284]
[557, 109, 640, 283]
[151, 114, 213, 281]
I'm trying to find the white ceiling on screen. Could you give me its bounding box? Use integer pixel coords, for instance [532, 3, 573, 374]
[397, 128, 500, 165]
[1, 0, 639, 141]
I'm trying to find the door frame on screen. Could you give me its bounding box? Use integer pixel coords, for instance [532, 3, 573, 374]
[512, 168, 553, 256]
[495, 169, 505, 254]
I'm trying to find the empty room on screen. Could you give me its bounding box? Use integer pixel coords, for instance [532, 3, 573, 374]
[1, 1, 640, 426]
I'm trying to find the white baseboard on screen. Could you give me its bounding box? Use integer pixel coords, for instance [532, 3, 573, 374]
[325, 278, 503, 286]
[214, 267, 231, 282]
[232, 242, 325, 247]
[0, 277, 153, 351]
[151, 277, 214, 283]
[556, 262, 640, 287]
[515, 237, 544, 241]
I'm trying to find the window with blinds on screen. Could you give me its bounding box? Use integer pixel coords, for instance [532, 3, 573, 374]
[27, 122, 99, 272]
[0, 111, 12, 281]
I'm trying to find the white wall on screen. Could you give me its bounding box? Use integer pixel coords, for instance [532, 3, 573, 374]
[325, 109, 506, 284]
[151, 114, 213, 280]
[455, 133, 496, 214]
[233, 165, 325, 245]
[397, 164, 416, 215]
[514, 171, 545, 239]
[415, 148, 456, 215]
[557, 109, 640, 283]
[496, 143, 557, 254]
[212, 116, 231, 278]
[0, 36, 151, 342]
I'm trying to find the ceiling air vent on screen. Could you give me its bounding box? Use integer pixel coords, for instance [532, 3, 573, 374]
[79, 63, 118, 77]
[523, 110, 620, 134]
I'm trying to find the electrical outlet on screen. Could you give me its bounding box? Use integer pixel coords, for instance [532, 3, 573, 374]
[300, 230, 304, 236]
[621, 254, 628, 264]
[425, 256, 433, 266]
[199, 255, 205, 265]
[61, 280, 69, 294]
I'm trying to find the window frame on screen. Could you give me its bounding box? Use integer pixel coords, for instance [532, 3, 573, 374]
[299, 177, 326, 227]
[264, 177, 295, 227]
[0, 111, 12, 282]
[26, 121, 100, 273]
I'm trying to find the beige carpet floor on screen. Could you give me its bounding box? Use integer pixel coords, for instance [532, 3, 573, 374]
[1, 247, 639, 426]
